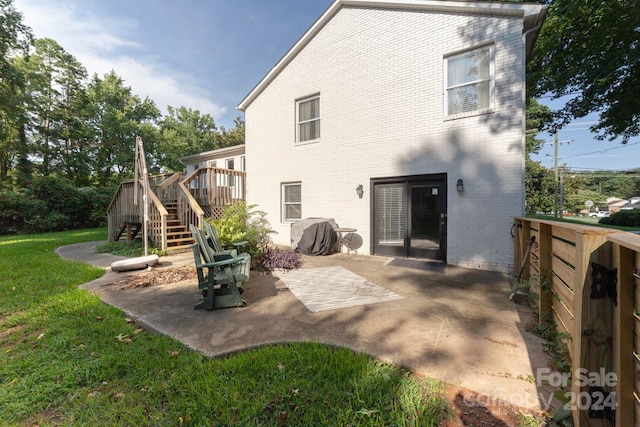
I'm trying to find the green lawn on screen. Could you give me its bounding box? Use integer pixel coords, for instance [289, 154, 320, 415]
[526, 213, 640, 232]
[0, 229, 448, 426]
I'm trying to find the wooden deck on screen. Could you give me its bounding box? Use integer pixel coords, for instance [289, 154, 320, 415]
[107, 167, 246, 252]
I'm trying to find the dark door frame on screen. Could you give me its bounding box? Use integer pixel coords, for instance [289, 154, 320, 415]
[370, 173, 447, 261]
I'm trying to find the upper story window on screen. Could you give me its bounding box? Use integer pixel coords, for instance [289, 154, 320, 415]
[296, 95, 320, 142]
[445, 45, 494, 117]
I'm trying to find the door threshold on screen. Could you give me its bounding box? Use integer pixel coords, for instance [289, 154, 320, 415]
[386, 257, 447, 272]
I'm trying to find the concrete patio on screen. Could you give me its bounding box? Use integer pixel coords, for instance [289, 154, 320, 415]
[57, 242, 554, 412]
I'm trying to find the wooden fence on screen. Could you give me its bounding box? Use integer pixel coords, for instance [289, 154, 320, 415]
[514, 217, 640, 427]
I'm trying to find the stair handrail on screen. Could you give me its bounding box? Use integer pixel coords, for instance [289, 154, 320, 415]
[177, 170, 205, 231]
[106, 180, 136, 243]
[155, 172, 183, 203]
[146, 187, 169, 250]
[105, 175, 170, 250]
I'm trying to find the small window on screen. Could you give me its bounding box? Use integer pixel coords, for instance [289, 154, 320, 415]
[296, 95, 320, 142]
[226, 159, 235, 186]
[445, 45, 494, 116]
[282, 182, 301, 222]
[240, 156, 246, 171]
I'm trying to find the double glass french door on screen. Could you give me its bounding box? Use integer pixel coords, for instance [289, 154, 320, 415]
[373, 175, 447, 261]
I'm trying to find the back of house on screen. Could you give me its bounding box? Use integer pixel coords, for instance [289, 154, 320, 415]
[238, 0, 547, 273]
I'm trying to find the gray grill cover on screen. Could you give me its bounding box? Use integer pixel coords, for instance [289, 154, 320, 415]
[290, 218, 338, 256]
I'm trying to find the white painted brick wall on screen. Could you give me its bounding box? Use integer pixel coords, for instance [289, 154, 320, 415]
[244, 6, 526, 273]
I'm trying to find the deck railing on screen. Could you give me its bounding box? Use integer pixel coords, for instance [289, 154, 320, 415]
[155, 172, 183, 205]
[106, 178, 168, 249]
[180, 167, 246, 219]
[514, 217, 640, 426]
[107, 167, 246, 250]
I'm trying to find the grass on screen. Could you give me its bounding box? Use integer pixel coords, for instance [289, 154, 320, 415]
[526, 213, 640, 232]
[0, 228, 449, 426]
[94, 239, 166, 257]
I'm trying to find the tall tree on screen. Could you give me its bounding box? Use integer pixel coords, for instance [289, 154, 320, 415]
[528, 0, 640, 142]
[156, 106, 217, 172]
[86, 71, 160, 185]
[23, 38, 89, 180]
[0, 0, 32, 182]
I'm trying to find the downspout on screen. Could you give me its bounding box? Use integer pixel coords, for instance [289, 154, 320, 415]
[521, 19, 545, 215]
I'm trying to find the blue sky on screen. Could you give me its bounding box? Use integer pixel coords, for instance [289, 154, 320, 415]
[12, 0, 640, 172]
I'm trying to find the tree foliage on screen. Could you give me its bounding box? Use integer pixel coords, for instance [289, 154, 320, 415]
[157, 106, 218, 172]
[0, 0, 32, 180]
[525, 99, 554, 213]
[528, 0, 640, 142]
[0, 0, 245, 191]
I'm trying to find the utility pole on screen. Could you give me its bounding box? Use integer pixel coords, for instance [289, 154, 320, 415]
[552, 131, 572, 219]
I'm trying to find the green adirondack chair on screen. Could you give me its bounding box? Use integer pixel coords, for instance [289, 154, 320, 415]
[189, 224, 249, 310]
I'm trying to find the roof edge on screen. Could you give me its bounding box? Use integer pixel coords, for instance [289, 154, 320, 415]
[179, 144, 245, 164]
[237, 0, 548, 112]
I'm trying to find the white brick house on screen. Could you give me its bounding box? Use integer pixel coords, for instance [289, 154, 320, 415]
[237, 0, 547, 273]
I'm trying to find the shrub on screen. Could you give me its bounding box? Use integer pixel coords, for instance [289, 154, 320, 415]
[0, 189, 48, 234]
[0, 178, 116, 235]
[210, 202, 276, 258]
[255, 247, 302, 272]
[600, 209, 640, 227]
[29, 176, 90, 230]
[86, 185, 119, 227]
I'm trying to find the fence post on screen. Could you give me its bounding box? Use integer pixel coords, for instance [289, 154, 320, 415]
[573, 232, 613, 427]
[538, 222, 552, 324]
[614, 242, 634, 426]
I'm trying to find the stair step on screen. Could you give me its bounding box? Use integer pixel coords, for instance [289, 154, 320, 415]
[164, 245, 192, 253]
[167, 232, 191, 239]
[166, 236, 195, 244]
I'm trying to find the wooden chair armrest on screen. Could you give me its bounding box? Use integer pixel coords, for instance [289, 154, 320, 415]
[201, 257, 244, 268]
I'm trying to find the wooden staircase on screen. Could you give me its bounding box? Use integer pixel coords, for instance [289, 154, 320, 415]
[164, 201, 195, 252]
[113, 202, 194, 252]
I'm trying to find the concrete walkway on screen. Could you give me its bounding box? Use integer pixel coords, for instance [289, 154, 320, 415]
[56, 242, 553, 411]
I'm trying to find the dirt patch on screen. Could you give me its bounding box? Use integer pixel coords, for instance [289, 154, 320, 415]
[442, 384, 546, 426]
[112, 267, 197, 289]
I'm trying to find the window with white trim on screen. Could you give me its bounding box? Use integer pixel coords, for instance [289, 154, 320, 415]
[226, 158, 235, 186]
[445, 45, 494, 116]
[282, 182, 301, 222]
[296, 95, 320, 142]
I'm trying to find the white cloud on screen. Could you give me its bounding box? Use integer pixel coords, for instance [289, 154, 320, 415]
[14, 0, 226, 119]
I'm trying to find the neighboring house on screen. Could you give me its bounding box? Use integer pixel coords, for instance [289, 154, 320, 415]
[237, 0, 547, 273]
[620, 197, 640, 211]
[607, 197, 628, 213]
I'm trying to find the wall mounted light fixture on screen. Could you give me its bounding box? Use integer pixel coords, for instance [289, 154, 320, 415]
[456, 179, 464, 192]
[356, 184, 364, 198]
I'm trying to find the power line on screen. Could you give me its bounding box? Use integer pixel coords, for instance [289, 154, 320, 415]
[561, 140, 640, 160]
